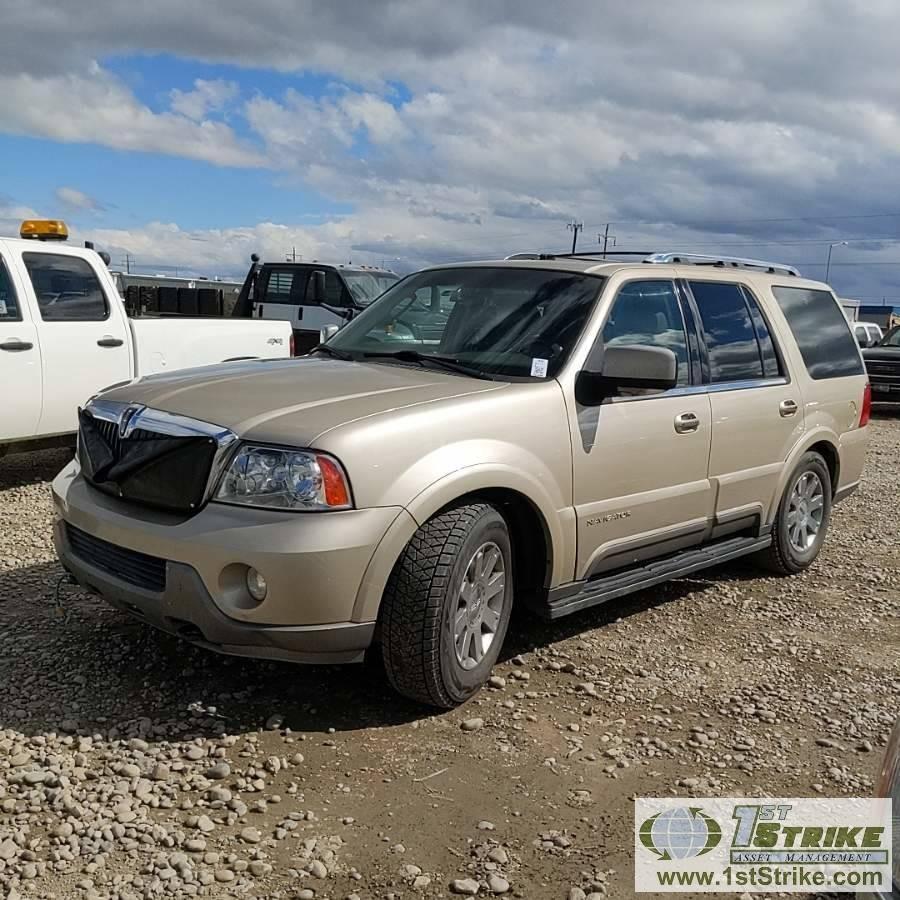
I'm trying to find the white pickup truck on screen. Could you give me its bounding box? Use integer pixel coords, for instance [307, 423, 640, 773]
[1, 222, 294, 455]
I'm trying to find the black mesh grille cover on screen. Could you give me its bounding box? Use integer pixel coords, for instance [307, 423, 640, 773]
[78, 409, 219, 514]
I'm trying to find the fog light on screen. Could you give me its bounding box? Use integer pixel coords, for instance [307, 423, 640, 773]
[246, 567, 268, 602]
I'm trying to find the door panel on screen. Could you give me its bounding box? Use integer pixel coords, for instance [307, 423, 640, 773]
[0, 255, 41, 441]
[571, 393, 714, 578]
[570, 279, 714, 580]
[18, 252, 130, 437]
[708, 384, 805, 521]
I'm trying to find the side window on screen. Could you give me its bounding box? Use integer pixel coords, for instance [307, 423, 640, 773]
[23, 253, 108, 321]
[771, 287, 865, 379]
[0, 258, 21, 321]
[323, 270, 345, 306]
[262, 268, 307, 305]
[740, 285, 782, 378]
[602, 280, 690, 386]
[689, 281, 764, 383]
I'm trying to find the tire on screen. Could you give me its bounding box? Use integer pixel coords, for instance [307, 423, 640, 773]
[757, 452, 833, 575]
[380, 502, 514, 708]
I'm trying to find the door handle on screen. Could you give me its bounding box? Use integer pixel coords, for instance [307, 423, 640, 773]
[674, 412, 700, 434]
[97, 336, 125, 348]
[779, 399, 799, 417]
[0, 339, 33, 351]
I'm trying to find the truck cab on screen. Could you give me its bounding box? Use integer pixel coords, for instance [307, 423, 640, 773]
[233, 259, 400, 353]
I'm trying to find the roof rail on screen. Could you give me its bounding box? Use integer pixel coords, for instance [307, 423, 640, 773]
[503, 249, 800, 276]
[643, 252, 801, 277]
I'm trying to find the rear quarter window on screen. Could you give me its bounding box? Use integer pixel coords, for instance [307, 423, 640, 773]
[771, 286, 864, 379]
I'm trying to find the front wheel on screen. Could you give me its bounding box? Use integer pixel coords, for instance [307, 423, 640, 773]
[380, 502, 513, 707]
[757, 452, 832, 575]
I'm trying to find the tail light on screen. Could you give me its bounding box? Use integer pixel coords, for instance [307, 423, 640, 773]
[860, 382, 872, 427]
[289, 332, 296, 357]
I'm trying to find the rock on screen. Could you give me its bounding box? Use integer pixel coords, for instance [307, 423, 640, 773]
[296, 891, 316, 900]
[214, 869, 235, 883]
[477, 820, 495, 830]
[461, 718, 484, 732]
[0, 838, 18, 860]
[118, 763, 141, 778]
[265, 714, 285, 730]
[450, 878, 480, 895]
[309, 859, 328, 878]
[488, 874, 510, 894]
[240, 826, 262, 844]
[487, 847, 508, 865]
[568, 890, 587, 900]
[488, 676, 506, 689]
[205, 762, 231, 780]
[196, 815, 215, 833]
[151, 763, 171, 781]
[413, 875, 432, 890]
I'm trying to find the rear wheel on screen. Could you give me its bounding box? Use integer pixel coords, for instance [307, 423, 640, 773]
[380, 502, 513, 707]
[758, 452, 832, 575]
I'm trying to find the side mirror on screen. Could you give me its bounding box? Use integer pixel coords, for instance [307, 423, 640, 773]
[575, 345, 678, 406]
[320, 324, 340, 343]
[308, 270, 327, 304]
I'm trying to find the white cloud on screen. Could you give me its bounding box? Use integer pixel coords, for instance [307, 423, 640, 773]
[55, 186, 104, 212]
[170, 78, 239, 121]
[0, 66, 263, 168]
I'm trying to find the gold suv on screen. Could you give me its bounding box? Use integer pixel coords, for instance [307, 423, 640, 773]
[52, 252, 871, 707]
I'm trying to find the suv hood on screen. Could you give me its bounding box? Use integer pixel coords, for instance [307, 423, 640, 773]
[98, 357, 504, 446]
[863, 346, 900, 362]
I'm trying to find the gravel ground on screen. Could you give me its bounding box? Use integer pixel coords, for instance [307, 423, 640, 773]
[1, 413, 898, 900]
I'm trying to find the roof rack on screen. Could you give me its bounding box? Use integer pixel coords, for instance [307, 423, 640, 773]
[504, 250, 800, 276]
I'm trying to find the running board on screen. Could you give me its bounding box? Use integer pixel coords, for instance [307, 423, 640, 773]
[541, 534, 772, 620]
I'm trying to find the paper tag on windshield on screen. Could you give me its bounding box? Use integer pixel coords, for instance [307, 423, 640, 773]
[530, 358, 548, 378]
[0, 301, 7, 316]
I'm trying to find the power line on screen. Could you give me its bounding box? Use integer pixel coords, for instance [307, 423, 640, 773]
[585, 210, 900, 228]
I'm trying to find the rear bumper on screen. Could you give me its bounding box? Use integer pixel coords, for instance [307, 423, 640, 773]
[55, 519, 375, 664]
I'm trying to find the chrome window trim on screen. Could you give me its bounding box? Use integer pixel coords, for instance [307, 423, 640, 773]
[605, 376, 789, 404]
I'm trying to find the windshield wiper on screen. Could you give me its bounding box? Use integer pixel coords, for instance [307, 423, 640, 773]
[363, 349, 493, 380]
[311, 344, 355, 361]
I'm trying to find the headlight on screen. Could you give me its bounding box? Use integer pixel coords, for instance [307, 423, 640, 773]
[214, 445, 352, 511]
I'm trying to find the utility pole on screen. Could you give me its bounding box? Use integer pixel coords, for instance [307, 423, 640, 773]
[286, 247, 299, 262]
[123, 253, 133, 274]
[566, 220, 584, 254]
[598, 224, 616, 258]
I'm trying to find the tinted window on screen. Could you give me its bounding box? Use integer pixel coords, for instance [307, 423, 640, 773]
[319, 270, 345, 306]
[741, 286, 782, 378]
[771, 287, 865, 379]
[689, 281, 763, 383]
[0, 259, 20, 321]
[329, 267, 603, 379]
[23, 253, 108, 321]
[602, 281, 689, 386]
[262, 268, 308, 305]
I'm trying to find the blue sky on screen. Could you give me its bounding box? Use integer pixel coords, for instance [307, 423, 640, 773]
[3, 1, 900, 296]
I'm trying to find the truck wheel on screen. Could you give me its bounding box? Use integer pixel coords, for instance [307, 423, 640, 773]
[380, 502, 513, 708]
[757, 452, 832, 575]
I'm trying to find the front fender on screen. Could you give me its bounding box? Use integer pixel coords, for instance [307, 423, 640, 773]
[351, 459, 574, 622]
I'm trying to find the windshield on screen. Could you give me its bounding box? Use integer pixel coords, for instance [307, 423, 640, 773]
[328, 266, 604, 379]
[881, 327, 900, 347]
[342, 270, 399, 306]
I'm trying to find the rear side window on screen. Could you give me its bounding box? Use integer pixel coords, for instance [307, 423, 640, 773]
[23, 253, 108, 321]
[689, 281, 764, 383]
[261, 268, 308, 305]
[0, 258, 21, 321]
[741, 285, 782, 378]
[771, 287, 865, 379]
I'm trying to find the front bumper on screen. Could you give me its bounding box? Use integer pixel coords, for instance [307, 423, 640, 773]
[52, 461, 411, 663]
[56, 521, 374, 663]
